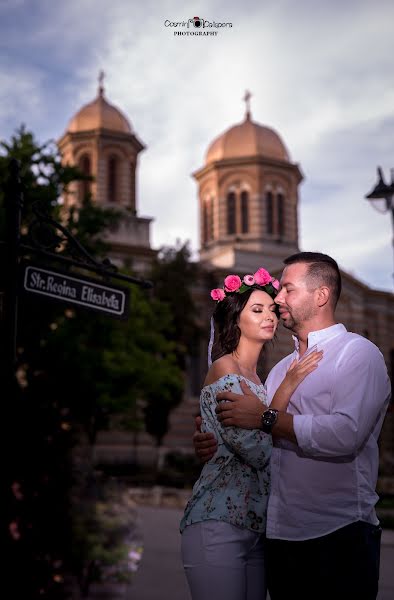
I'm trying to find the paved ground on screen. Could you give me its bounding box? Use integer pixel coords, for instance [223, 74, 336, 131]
[129, 505, 394, 600]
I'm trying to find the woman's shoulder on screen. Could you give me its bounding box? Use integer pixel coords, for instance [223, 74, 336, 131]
[203, 355, 240, 387]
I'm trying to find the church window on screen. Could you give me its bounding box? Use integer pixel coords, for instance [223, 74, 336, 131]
[203, 197, 214, 243]
[277, 193, 285, 237]
[227, 191, 236, 234]
[208, 197, 214, 240]
[79, 154, 91, 200]
[108, 155, 118, 203]
[202, 201, 209, 245]
[241, 191, 249, 233]
[266, 191, 273, 234]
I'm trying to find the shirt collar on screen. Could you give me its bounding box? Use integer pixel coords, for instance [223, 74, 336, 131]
[292, 323, 347, 352]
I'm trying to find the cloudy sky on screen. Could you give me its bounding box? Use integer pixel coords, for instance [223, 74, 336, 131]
[1, 0, 394, 291]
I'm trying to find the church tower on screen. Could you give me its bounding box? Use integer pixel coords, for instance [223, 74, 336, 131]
[193, 92, 303, 273]
[58, 72, 155, 273]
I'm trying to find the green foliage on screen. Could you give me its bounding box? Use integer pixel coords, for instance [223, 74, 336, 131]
[1, 126, 90, 599]
[145, 240, 201, 444]
[64, 193, 120, 259]
[71, 476, 143, 592]
[158, 450, 202, 488]
[0, 125, 76, 235]
[40, 282, 183, 444]
[150, 240, 202, 367]
[0, 125, 120, 257]
[0, 126, 183, 598]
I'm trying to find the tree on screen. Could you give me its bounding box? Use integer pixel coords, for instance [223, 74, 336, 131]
[146, 241, 202, 451]
[0, 127, 184, 598]
[41, 282, 183, 445]
[0, 126, 94, 599]
[150, 241, 201, 370]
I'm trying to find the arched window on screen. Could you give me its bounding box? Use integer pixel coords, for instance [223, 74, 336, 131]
[202, 201, 209, 245]
[79, 154, 91, 200]
[227, 191, 236, 234]
[203, 197, 214, 243]
[266, 191, 273, 234]
[241, 190, 249, 233]
[108, 155, 118, 203]
[208, 197, 214, 241]
[277, 193, 285, 237]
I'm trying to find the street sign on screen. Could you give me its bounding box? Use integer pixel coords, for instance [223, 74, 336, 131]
[23, 264, 130, 319]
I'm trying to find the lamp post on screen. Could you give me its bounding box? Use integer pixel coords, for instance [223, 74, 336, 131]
[365, 166, 394, 283]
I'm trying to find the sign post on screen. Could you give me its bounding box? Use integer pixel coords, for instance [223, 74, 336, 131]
[23, 264, 130, 319]
[1, 158, 152, 385]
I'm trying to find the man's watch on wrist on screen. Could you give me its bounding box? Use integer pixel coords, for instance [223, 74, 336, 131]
[261, 408, 279, 433]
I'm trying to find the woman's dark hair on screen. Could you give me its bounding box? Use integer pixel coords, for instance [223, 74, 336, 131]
[212, 287, 279, 360]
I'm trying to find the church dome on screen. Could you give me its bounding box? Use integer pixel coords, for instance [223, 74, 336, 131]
[67, 77, 132, 134]
[205, 113, 290, 164]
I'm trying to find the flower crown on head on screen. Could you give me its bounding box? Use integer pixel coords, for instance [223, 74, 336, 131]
[210, 267, 280, 301]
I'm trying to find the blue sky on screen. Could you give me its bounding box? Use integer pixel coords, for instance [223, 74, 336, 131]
[1, 0, 394, 291]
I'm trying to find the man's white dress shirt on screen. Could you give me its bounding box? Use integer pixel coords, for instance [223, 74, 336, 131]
[265, 324, 391, 541]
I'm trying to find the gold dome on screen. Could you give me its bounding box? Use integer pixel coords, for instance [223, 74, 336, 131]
[205, 115, 290, 164]
[67, 79, 131, 134]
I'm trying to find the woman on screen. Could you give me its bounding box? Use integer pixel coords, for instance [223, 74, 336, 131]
[180, 267, 322, 600]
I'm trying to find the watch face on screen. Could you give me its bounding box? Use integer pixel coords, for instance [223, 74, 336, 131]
[263, 410, 277, 425]
[261, 409, 278, 433]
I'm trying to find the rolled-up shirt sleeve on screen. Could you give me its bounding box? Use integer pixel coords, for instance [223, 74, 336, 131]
[293, 340, 391, 458]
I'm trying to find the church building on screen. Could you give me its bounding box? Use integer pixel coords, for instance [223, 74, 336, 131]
[58, 72, 156, 273]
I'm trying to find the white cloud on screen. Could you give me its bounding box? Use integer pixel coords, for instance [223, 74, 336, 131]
[0, 67, 45, 126]
[1, 0, 393, 291]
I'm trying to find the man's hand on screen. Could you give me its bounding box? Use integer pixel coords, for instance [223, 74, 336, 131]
[193, 415, 217, 462]
[216, 380, 263, 429]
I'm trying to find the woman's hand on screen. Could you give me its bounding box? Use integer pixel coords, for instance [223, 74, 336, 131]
[286, 350, 323, 388]
[193, 415, 218, 462]
[271, 350, 323, 412]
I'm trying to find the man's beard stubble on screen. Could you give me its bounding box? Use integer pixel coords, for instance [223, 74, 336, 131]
[281, 302, 318, 333]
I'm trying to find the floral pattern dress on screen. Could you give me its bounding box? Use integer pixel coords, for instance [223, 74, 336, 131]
[180, 374, 272, 534]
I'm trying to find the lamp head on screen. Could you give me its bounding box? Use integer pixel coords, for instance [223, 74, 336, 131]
[366, 167, 392, 199]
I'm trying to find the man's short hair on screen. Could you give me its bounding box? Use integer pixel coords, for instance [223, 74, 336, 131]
[283, 252, 342, 307]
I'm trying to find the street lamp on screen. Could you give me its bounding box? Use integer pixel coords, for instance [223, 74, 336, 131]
[365, 166, 394, 282]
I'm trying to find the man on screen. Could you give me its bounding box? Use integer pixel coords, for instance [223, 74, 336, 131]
[194, 252, 391, 600]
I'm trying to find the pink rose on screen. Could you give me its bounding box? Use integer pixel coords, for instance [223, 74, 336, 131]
[272, 278, 280, 290]
[224, 275, 242, 292]
[254, 268, 272, 286]
[210, 288, 226, 301]
[243, 274, 255, 286]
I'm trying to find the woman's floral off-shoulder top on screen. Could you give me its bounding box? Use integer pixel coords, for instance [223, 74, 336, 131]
[180, 374, 272, 534]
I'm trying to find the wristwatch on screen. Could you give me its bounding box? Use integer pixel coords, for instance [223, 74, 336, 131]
[261, 408, 279, 433]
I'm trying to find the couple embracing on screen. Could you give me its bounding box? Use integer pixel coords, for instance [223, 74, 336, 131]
[180, 252, 391, 600]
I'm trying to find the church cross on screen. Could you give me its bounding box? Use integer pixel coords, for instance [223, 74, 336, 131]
[243, 89, 252, 120]
[98, 70, 105, 96]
